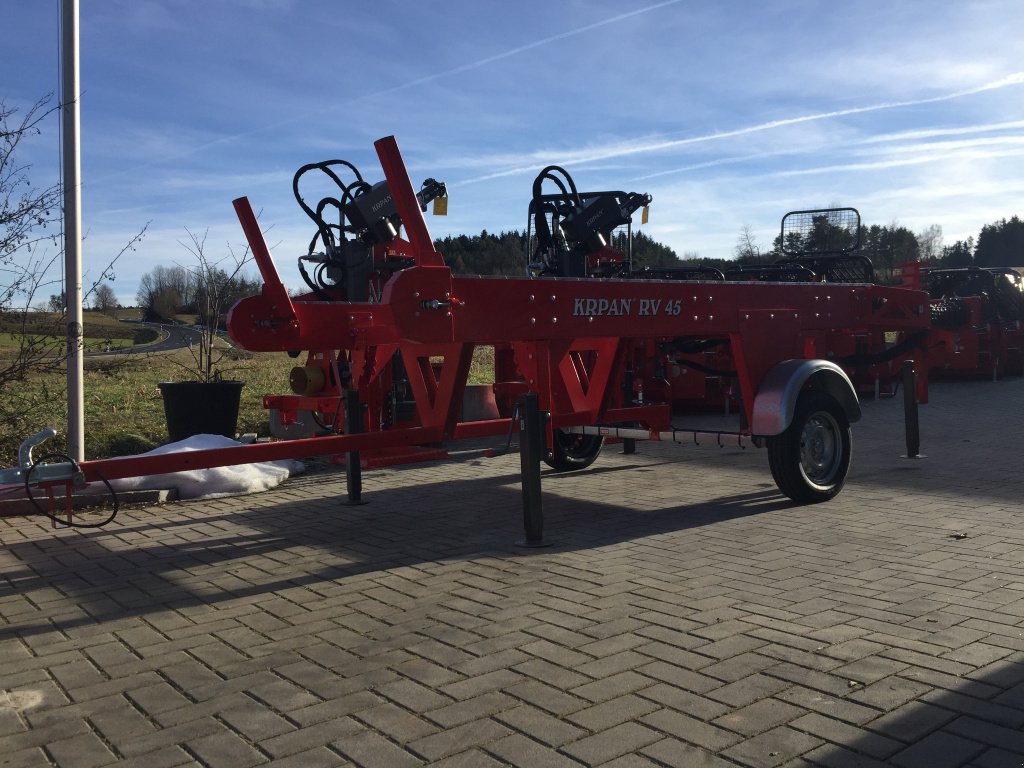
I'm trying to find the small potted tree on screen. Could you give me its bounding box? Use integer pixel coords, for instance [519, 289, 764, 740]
[158, 228, 253, 442]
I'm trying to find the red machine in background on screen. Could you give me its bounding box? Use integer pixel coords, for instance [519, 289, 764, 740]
[901, 262, 1024, 379]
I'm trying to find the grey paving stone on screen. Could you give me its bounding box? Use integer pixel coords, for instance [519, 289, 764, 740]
[355, 702, 439, 742]
[888, 731, 986, 768]
[712, 697, 806, 737]
[721, 725, 823, 768]
[4, 382, 1024, 768]
[256, 718, 363, 759]
[407, 717, 512, 762]
[185, 730, 267, 768]
[561, 721, 662, 764]
[494, 704, 587, 747]
[789, 712, 902, 759]
[43, 731, 119, 768]
[333, 729, 424, 768]
[640, 708, 743, 752]
[485, 732, 583, 768]
[641, 738, 740, 768]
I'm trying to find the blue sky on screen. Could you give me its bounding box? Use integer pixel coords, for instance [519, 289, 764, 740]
[4, 0, 1024, 305]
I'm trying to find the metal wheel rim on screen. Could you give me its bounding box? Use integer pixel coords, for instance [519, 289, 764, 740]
[799, 410, 842, 488]
[556, 430, 596, 458]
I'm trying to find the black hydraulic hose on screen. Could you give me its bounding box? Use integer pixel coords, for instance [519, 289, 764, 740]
[532, 165, 579, 204]
[673, 359, 738, 377]
[293, 161, 367, 258]
[297, 260, 333, 301]
[530, 166, 583, 260]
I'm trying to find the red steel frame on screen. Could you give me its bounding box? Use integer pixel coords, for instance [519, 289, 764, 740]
[226, 137, 930, 441]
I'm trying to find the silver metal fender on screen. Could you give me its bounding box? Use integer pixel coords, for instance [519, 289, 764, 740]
[751, 359, 861, 436]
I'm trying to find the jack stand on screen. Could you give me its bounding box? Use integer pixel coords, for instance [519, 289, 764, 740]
[621, 370, 636, 455]
[516, 392, 550, 548]
[344, 389, 369, 505]
[901, 360, 925, 459]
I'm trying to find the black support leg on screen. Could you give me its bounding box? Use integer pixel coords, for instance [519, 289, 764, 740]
[622, 369, 636, 455]
[901, 360, 923, 459]
[344, 389, 368, 505]
[517, 393, 549, 547]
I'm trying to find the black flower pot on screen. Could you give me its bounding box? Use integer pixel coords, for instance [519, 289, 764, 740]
[158, 380, 245, 443]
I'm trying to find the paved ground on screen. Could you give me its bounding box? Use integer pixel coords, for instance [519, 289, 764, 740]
[2, 378, 1024, 767]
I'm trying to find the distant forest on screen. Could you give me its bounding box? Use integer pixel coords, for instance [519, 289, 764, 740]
[435, 214, 1024, 284]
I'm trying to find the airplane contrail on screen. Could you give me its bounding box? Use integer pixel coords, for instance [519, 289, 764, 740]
[634, 119, 1024, 180]
[366, 0, 690, 99]
[95, 0, 690, 177]
[458, 72, 1024, 185]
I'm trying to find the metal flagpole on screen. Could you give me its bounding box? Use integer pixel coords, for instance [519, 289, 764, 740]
[61, 0, 85, 461]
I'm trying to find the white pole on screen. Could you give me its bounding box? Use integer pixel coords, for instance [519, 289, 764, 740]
[62, 0, 85, 461]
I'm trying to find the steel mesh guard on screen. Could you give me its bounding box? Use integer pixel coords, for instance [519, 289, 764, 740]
[781, 208, 861, 256]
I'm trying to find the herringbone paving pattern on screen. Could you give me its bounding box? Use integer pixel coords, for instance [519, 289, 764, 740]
[2, 378, 1023, 766]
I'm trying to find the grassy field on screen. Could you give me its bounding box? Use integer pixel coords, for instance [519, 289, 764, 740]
[2, 349, 298, 465]
[0, 316, 496, 465]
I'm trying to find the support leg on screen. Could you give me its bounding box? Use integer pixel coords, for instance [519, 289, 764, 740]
[517, 393, 549, 547]
[344, 389, 368, 505]
[901, 360, 923, 459]
[621, 369, 636, 455]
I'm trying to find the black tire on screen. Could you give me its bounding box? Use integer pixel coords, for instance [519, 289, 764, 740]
[766, 390, 851, 503]
[544, 430, 604, 471]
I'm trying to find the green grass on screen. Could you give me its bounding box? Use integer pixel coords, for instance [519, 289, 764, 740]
[0, 350, 296, 465]
[1, 343, 497, 466]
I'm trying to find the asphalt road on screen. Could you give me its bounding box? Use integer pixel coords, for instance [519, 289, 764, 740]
[89, 321, 212, 357]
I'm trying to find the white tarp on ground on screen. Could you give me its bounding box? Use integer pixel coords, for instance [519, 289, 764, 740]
[108, 434, 305, 500]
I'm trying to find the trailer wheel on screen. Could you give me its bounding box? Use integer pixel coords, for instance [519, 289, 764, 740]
[545, 430, 604, 471]
[767, 390, 851, 504]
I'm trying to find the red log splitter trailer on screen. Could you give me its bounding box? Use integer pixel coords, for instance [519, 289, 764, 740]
[7, 137, 931, 542]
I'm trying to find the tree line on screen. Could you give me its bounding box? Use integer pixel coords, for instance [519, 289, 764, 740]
[728, 215, 1021, 283]
[427, 214, 1022, 282]
[136, 263, 260, 325]
[433, 228, 689, 276]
